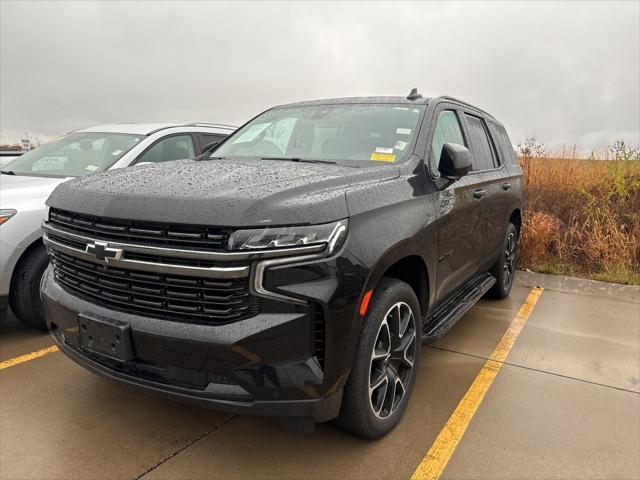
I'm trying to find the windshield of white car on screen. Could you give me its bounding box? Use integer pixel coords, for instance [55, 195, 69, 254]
[212, 104, 425, 166]
[1, 132, 142, 177]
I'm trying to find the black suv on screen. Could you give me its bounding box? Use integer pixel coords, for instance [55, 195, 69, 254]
[41, 91, 522, 439]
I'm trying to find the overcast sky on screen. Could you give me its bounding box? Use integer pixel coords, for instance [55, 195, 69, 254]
[1, 0, 638, 152]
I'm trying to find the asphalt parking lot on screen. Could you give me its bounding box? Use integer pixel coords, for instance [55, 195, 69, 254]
[1, 271, 639, 480]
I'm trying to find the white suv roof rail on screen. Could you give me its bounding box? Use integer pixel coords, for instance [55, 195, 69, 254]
[182, 122, 238, 130]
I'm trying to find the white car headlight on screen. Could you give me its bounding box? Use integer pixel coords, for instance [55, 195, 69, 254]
[0, 209, 17, 225]
[228, 219, 348, 254]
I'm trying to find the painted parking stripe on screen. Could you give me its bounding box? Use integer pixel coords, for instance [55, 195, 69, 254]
[411, 287, 544, 480]
[0, 345, 59, 370]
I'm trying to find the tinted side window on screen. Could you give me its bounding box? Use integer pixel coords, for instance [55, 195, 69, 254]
[136, 135, 195, 164]
[430, 110, 465, 172]
[464, 114, 496, 170]
[197, 133, 226, 154]
[488, 123, 516, 166]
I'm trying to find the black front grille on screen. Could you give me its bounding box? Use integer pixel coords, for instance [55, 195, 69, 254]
[48, 208, 232, 251]
[51, 251, 260, 324]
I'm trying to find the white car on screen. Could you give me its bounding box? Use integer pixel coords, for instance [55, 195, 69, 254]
[0, 122, 235, 329]
[0, 152, 24, 168]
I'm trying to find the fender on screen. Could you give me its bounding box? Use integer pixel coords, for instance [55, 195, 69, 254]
[352, 237, 435, 320]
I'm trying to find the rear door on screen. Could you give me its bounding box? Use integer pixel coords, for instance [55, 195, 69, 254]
[429, 105, 486, 301]
[459, 112, 504, 266]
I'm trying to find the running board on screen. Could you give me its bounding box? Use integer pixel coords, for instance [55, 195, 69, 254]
[422, 273, 496, 344]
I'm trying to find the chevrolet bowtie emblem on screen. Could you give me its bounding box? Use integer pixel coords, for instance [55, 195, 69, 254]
[86, 241, 123, 262]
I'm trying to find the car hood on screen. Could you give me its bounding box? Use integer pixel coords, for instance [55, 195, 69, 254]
[0, 174, 70, 209]
[46, 159, 400, 227]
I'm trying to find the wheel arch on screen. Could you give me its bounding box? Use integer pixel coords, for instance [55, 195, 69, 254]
[6, 237, 46, 294]
[509, 208, 522, 235]
[361, 246, 432, 320]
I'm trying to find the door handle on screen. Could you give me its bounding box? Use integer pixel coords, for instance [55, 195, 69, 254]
[473, 189, 486, 199]
[502, 182, 512, 190]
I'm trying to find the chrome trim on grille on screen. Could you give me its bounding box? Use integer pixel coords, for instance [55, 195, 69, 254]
[43, 217, 347, 311]
[42, 223, 326, 261]
[43, 233, 250, 279]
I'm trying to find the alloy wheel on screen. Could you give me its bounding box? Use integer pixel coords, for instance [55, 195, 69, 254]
[368, 301, 417, 419]
[503, 231, 517, 289]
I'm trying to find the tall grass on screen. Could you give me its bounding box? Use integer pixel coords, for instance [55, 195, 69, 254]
[518, 156, 640, 285]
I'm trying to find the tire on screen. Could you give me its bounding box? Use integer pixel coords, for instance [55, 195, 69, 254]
[333, 277, 421, 439]
[487, 223, 518, 299]
[9, 244, 49, 330]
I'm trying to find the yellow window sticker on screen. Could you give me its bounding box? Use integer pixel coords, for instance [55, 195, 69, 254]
[371, 152, 396, 162]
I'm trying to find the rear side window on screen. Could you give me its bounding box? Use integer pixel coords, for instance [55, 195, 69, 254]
[464, 114, 497, 171]
[197, 133, 227, 154]
[488, 123, 516, 165]
[135, 135, 195, 164]
[430, 110, 466, 172]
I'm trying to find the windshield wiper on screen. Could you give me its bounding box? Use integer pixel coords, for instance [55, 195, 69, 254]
[0, 170, 16, 175]
[260, 157, 337, 165]
[198, 155, 227, 161]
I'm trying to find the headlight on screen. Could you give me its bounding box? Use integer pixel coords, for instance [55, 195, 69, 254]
[0, 209, 17, 225]
[228, 219, 348, 254]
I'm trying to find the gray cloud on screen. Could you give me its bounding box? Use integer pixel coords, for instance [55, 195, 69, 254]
[1, 0, 638, 152]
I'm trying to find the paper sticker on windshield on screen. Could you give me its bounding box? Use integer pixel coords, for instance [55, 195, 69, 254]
[394, 140, 408, 151]
[375, 147, 394, 154]
[396, 128, 411, 135]
[371, 152, 396, 162]
[85, 165, 99, 171]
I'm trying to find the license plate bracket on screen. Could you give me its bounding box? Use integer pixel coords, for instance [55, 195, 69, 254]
[78, 314, 134, 361]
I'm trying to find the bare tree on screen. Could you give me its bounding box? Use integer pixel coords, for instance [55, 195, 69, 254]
[517, 137, 547, 160]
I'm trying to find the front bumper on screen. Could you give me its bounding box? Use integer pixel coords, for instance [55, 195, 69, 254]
[42, 246, 367, 421]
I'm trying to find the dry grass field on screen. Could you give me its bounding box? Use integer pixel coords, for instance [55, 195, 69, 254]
[518, 156, 640, 285]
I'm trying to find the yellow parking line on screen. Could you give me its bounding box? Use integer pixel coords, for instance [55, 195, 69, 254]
[411, 287, 544, 480]
[0, 345, 59, 370]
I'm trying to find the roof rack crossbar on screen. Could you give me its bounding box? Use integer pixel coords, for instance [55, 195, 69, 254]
[437, 96, 494, 118]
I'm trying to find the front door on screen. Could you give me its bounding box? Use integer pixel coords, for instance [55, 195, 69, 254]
[428, 108, 486, 301]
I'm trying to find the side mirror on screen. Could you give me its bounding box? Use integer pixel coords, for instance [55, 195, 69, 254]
[438, 143, 472, 181]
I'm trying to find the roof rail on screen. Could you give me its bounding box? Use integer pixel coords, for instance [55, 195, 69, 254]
[437, 96, 494, 118]
[182, 122, 238, 129]
[147, 125, 181, 135]
[146, 123, 237, 136]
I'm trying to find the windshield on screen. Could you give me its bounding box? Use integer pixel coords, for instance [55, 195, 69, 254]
[1, 132, 142, 177]
[213, 104, 425, 165]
